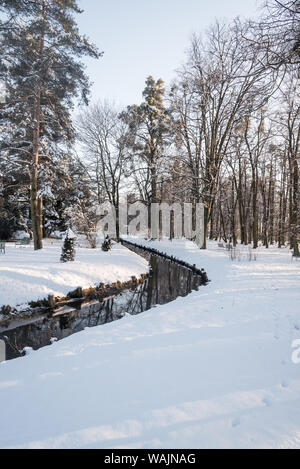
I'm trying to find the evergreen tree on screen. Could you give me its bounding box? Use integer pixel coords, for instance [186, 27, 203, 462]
[120, 76, 171, 206]
[31, 151, 85, 237]
[0, 0, 101, 250]
[120, 76, 172, 238]
[60, 228, 76, 263]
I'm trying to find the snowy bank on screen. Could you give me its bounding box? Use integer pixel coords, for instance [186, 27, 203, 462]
[0, 239, 300, 448]
[0, 240, 149, 312]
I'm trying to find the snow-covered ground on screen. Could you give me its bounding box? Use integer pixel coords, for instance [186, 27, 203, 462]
[0, 239, 300, 449]
[0, 240, 149, 311]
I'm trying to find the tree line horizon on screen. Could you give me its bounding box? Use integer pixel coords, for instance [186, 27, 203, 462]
[0, 0, 299, 252]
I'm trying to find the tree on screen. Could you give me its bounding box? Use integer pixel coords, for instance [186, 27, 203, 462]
[120, 76, 172, 238]
[0, 0, 101, 250]
[77, 102, 129, 241]
[60, 228, 76, 262]
[248, 0, 300, 72]
[171, 21, 276, 248]
[276, 70, 300, 254]
[58, 154, 99, 248]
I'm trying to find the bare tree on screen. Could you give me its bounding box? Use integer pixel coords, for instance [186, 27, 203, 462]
[171, 21, 276, 248]
[77, 102, 129, 241]
[276, 70, 300, 254]
[247, 0, 300, 72]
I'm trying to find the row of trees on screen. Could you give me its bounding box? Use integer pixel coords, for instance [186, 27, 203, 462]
[0, 0, 299, 252]
[75, 1, 300, 252]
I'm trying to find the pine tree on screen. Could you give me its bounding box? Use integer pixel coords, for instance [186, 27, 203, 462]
[0, 0, 101, 250]
[60, 228, 76, 263]
[120, 76, 172, 238]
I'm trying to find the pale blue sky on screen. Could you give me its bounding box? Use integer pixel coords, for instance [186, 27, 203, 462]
[77, 0, 261, 107]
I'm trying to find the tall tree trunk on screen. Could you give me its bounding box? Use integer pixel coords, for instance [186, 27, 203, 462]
[269, 161, 275, 245]
[31, 1, 45, 251]
[31, 84, 43, 250]
[39, 197, 43, 240]
[150, 164, 158, 239]
[291, 156, 299, 254]
[231, 178, 237, 246]
[252, 176, 258, 249]
[237, 161, 246, 244]
[200, 205, 208, 249]
[209, 208, 214, 240]
[115, 201, 120, 242]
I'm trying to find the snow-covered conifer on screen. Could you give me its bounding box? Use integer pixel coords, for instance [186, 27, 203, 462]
[0, 0, 101, 250]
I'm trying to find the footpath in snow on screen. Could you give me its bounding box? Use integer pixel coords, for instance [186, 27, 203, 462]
[0, 240, 148, 312]
[0, 239, 300, 448]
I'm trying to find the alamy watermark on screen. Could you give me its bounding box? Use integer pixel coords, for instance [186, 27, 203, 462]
[291, 339, 300, 365]
[95, 202, 205, 247]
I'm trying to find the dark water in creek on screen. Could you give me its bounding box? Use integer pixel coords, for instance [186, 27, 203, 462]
[0, 251, 204, 362]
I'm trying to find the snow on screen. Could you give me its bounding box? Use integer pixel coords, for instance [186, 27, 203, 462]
[0, 239, 300, 449]
[12, 231, 30, 240]
[0, 240, 149, 310]
[63, 228, 76, 240]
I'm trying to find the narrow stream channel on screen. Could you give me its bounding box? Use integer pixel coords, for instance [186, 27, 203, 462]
[0, 247, 205, 362]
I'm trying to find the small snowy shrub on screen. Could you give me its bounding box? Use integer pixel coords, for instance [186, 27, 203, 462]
[101, 235, 112, 252]
[60, 228, 76, 262]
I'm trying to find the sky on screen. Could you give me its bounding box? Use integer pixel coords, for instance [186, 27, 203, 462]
[77, 0, 261, 108]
